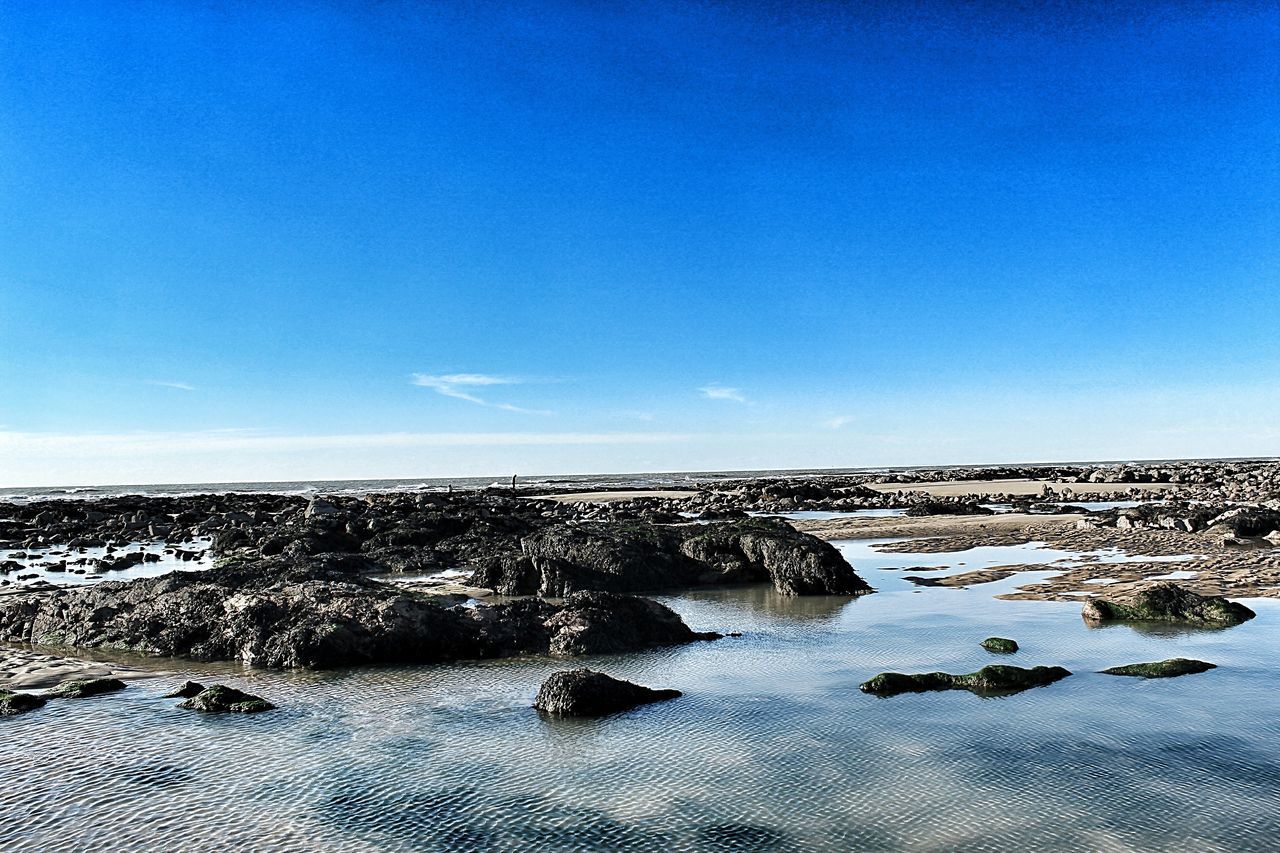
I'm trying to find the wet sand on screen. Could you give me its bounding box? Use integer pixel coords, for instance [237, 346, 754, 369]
[798, 514, 1280, 604]
[864, 479, 1179, 497]
[0, 646, 161, 691]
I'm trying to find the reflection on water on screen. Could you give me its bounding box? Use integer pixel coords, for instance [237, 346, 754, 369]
[1, 538, 213, 588]
[3, 540, 1279, 851]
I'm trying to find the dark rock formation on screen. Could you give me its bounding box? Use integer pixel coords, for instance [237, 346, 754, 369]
[0, 689, 46, 716]
[472, 518, 870, 597]
[1100, 658, 1217, 678]
[533, 669, 680, 716]
[46, 677, 127, 699]
[981, 637, 1018, 653]
[1082, 583, 1255, 627]
[905, 501, 994, 517]
[860, 664, 1071, 697]
[162, 680, 207, 698]
[178, 684, 274, 713]
[0, 558, 719, 669]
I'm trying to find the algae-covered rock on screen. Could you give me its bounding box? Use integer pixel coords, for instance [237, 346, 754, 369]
[860, 664, 1071, 697]
[981, 637, 1019, 653]
[162, 680, 207, 698]
[178, 684, 274, 713]
[534, 669, 680, 717]
[47, 677, 127, 699]
[1101, 658, 1216, 678]
[0, 689, 47, 716]
[1082, 583, 1254, 627]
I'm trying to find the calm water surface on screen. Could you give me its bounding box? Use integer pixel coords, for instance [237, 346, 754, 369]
[3, 541, 1278, 851]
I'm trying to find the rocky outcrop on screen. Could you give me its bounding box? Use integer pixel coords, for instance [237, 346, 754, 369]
[533, 669, 680, 716]
[905, 501, 994, 517]
[1081, 583, 1255, 627]
[1100, 658, 1216, 678]
[860, 664, 1071, 697]
[46, 677, 126, 698]
[178, 684, 274, 713]
[0, 558, 719, 669]
[472, 518, 871, 597]
[0, 689, 46, 716]
[981, 637, 1018, 653]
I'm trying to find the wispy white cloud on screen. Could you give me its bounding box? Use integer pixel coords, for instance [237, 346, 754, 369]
[145, 380, 195, 391]
[823, 415, 856, 430]
[699, 385, 746, 403]
[411, 373, 549, 414]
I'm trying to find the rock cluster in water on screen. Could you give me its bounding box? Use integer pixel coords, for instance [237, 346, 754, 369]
[860, 664, 1072, 697]
[178, 684, 274, 713]
[981, 637, 1019, 653]
[1081, 583, 1255, 627]
[534, 669, 681, 716]
[0, 556, 721, 668]
[1100, 659, 1217, 678]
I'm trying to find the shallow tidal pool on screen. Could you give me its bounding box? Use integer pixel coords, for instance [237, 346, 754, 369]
[3, 540, 1279, 851]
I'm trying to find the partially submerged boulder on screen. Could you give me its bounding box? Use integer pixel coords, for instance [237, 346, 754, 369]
[1082, 583, 1255, 627]
[0, 689, 46, 716]
[163, 680, 207, 698]
[981, 637, 1019, 653]
[178, 684, 274, 713]
[534, 669, 680, 717]
[46, 677, 126, 699]
[1101, 658, 1216, 678]
[860, 664, 1071, 697]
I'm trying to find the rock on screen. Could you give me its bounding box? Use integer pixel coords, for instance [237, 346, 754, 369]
[1082, 583, 1255, 627]
[904, 501, 994, 517]
[860, 665, 1071, 697]
[533, 669, 680, 716]
[0, 557, 720, 669]
[162, 680, 207, 698]
[474, 518, 870, 597]
[0, 689, 47, 716]
[981, 637, 1018, 653]
[179, 684, 274, 713]
[1100, 658, 1216, 678]
[46, 677, 127, 699]
[542, 591, 721, 655]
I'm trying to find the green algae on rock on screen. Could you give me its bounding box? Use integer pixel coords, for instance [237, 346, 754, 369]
[178, 684, 274, 713]
[981, 637, 1019, 653]
[47, 677, 127, 699]
[0, 689, 47, 717]
[1101, 658, 1217, 678]
[860, 664, 1071, 697]
[1082, 583, 1254, 627]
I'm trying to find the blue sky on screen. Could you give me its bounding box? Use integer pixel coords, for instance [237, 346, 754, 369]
[1, 0, 1277, 485]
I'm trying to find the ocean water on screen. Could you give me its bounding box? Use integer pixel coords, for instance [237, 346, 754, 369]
[3, 540, 1277, 851]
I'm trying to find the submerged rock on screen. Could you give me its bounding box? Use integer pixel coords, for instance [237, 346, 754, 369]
[860, 664, 1071, 697]
[1081, 583, 1255, 627]
[534, 669, 680, 717]
[162, 680, 207, 698]
[46, 677, 127, 699]
[178, 684, 274, 713]
[0, 558, 720, 669]
[1100, 658, 1217, 678]
[981, 637, 1019, 653]
[0, 689, 47, 716]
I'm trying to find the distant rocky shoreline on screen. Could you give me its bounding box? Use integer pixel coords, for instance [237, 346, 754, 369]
[3, 458, 1279, 695]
